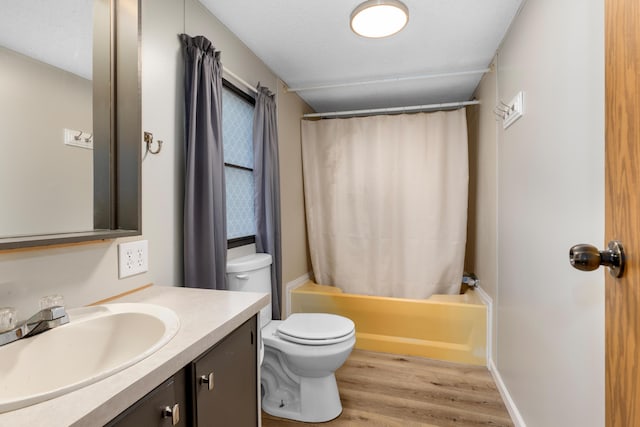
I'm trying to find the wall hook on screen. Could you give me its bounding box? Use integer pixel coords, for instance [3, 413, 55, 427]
[144, 131, 163, 155]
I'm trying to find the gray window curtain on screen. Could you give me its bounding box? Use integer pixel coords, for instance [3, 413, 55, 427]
[180, 34, 227, 290]
[253, 85, 282, 319]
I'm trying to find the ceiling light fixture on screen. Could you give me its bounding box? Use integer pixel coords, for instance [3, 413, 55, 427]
[350, 0, 409, 38]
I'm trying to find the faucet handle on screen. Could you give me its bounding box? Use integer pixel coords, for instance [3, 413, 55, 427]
[39, 295, 65, 310]
[0, 307, 17, 332]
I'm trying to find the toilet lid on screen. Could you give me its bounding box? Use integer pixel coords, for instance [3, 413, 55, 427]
[276, 313, 355, 343]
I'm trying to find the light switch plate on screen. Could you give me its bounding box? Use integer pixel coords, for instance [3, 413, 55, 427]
[503, 91, 524, 129]
[118, 240, 149, 279]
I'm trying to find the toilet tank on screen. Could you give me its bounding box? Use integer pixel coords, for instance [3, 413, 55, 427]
[226, 253, 272, 327]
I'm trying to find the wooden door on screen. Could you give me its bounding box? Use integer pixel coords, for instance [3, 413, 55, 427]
[605, 0, 640, 425]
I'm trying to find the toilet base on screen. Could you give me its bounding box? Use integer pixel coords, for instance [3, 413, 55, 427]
[262, 374, 343, 422]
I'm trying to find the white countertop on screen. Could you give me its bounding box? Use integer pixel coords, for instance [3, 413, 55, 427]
[0, 285, 269, 427]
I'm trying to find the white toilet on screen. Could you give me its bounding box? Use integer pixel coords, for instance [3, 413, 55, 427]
[226, 253, 355, 423]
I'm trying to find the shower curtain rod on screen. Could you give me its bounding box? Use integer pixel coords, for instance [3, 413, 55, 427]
[287, 69, 490, 93]
[302, 100, 480, 119]
[222, 66, 258, 94]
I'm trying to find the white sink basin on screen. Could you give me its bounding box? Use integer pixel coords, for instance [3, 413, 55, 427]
[0, 303, 180, 413]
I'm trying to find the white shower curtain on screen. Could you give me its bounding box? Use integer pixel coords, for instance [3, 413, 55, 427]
[301, 109, 468, 299]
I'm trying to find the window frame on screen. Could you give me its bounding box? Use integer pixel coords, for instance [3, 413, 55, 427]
[222, 79, 256, 249]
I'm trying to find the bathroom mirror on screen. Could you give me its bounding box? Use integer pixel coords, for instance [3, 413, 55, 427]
[0, 0, 141, 250]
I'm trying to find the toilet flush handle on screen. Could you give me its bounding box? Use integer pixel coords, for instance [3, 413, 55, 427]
[235, 274, 250, 280]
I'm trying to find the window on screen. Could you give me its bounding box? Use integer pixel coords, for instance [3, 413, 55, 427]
[222, 80, 256, 248]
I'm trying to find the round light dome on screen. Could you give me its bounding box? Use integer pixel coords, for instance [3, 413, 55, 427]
[350, 0, 409, 38]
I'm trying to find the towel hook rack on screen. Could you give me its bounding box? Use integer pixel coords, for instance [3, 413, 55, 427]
[144, 131, 163, 155]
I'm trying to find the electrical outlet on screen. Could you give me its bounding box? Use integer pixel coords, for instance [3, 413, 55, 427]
[118, 240, 149, 279]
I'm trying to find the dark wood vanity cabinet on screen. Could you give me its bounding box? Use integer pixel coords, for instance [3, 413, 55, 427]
[191, 316, 257, 426]
[107, 316, 257, 427]
[105, 369, 188, 427]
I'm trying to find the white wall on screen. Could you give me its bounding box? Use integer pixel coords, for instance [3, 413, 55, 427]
[473, 0, 605, 425]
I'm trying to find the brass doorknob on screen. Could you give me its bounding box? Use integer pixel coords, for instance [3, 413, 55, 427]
[569, 240, 625, 278]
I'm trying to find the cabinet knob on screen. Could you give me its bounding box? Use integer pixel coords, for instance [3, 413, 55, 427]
[200, 372, 214, 391]
[162, 403, 180, 426]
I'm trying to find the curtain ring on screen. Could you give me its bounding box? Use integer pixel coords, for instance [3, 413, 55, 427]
[144, 131, 163, 155]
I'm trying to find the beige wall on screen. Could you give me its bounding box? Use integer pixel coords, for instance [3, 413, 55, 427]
[0, 0, 311, 322]
[466, 63, 499, 362]
[0, 47, 93, 236]
[276, 80, 313, 286]
[472, 0, 605, 425]
[140, 0, 185, 287]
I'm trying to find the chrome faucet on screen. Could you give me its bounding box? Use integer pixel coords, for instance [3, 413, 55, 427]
[0, 305, 69, 347]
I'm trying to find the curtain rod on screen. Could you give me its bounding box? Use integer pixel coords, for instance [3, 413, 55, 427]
[222, 66, 258, 94]
[287, 69, 490, 93]
[303, 100, 480, 119]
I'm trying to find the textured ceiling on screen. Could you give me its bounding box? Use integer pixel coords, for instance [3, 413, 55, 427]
[200, 0, 524, 113]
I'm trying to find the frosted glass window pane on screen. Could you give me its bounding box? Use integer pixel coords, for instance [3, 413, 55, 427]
[222, 88, 254, 169]
[225, 166, 255, 239]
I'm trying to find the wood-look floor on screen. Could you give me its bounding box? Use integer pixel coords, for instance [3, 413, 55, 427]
[262, 349, 513, 427]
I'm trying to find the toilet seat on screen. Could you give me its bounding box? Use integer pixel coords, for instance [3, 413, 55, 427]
[276, 313, 355, 346]
[277, 328, 356, 346]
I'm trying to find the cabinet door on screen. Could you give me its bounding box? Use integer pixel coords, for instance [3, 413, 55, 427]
[192, 316, 257, 426]
[106, 369, 188, 427]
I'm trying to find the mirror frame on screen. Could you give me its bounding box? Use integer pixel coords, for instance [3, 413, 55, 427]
[0, 0, 141, 250]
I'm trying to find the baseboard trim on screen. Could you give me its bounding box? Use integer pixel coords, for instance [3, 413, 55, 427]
[488, 359, 527, 427]
[284, 272, 310, 317]
[474, 285, 493, 365]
